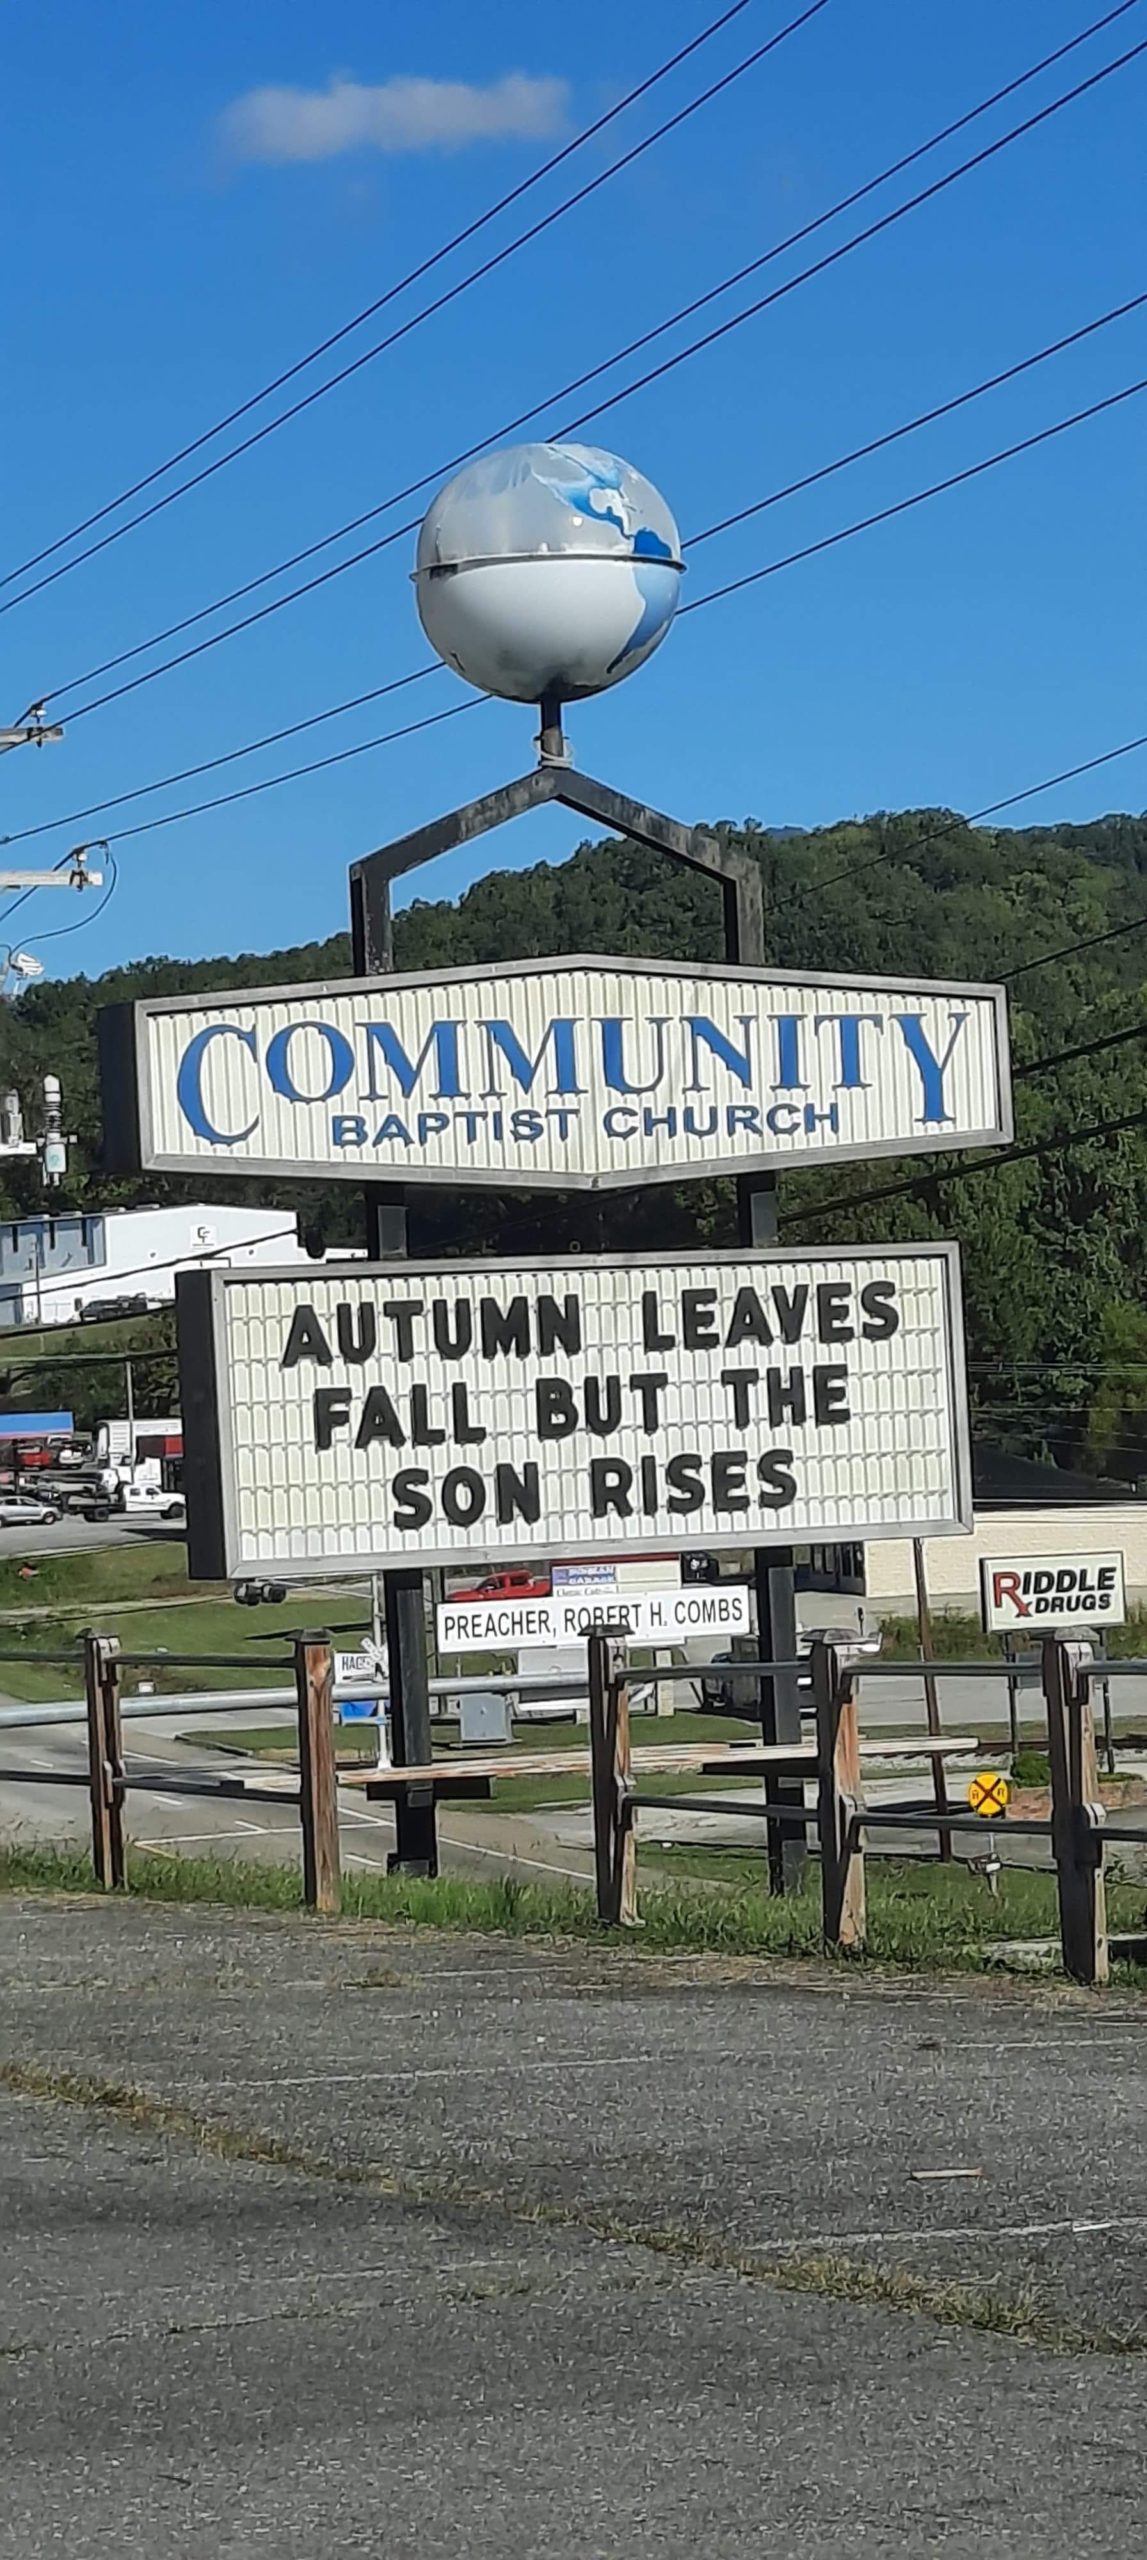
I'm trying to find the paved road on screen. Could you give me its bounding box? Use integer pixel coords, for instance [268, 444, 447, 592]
[4, 1669, 1147, 1884]
[0, 1706, 597, 1888]
[1, 1891, 1145, 2555]
[0, 1516, 184, 1563]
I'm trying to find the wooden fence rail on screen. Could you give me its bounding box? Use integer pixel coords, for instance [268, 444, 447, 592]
[59, 1625, 1119, 1978]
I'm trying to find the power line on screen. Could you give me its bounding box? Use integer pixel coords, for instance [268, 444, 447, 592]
[0, 699, 479, 951]
[0, 666, 441, 850]
[12, 290, 1145, 857]
[781, 1105, 1147, 1230]
[680, 372, 1147, 617]
[1013, 1019, 1147, 1078]
[8, 365, 1147, 903]
[1003, 905, 1147, 979]
[43, 16, 1147, 724]
[686, 288, 1147, 551]
[46, 254, 1147, 724]
[2, 0, 830, 619]
[0, 0, 762, 593]
[781, 1023, 1147, 1230]
[38, 12, 1142, 718]
[809, 735, 1147, 896]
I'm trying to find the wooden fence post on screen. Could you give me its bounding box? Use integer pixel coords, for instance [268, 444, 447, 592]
[295, 1631, 341, 1915]
[1043, 1636, 1107, 1986]
[587, 1629, 635, 1925]
[812, 1638, 865, 1950]
[84, 1632, 126, 1890]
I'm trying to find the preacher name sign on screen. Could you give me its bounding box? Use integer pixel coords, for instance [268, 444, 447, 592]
[103, 955, 1012, 1194]
[437, 1584, 753, 1654]
[980, 1552, 1127, 1634]
[176, 1246, 971, 1579]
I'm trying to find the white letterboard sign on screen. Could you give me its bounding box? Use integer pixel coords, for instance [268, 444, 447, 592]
[177, 1247, 972, 1579]
[108, 953, 1011, 1193]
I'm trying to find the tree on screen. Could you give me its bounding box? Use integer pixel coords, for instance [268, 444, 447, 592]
[4, 804, 1147, 1477]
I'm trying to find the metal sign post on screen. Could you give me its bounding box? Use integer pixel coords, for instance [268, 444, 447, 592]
[349, 754, 807, 1887]
[351, 897, 436, 1874]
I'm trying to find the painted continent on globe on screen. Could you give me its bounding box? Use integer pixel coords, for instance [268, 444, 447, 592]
[414, 441, 684, 703]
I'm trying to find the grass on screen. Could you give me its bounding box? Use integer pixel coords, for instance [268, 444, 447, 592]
[189, 1706, 764, 1807]
[199, 1721, 382, 1764]
[0, 1543, 366, 1703]
[644, 1840, 1144, 1937]
[876, 1603, 1147, 1664]
[2, 1840, 1144, 1973]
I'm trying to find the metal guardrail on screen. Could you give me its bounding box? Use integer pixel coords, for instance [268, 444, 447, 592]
[0, 1669, 601, 1732]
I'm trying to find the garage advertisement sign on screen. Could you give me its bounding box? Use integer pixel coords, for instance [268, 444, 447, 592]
[177, 1244, 971, 1579]
[980, 1552, 1127, 1634]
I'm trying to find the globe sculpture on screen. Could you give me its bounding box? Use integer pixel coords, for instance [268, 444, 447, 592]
[414, 441, 683, 705]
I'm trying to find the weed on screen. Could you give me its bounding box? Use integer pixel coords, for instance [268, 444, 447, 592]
[1, 2057, 1141, 2358]
[2, 1840, 1145, 1973]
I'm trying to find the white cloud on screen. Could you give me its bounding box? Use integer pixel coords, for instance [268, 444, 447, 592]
[220, 72, 569, 166]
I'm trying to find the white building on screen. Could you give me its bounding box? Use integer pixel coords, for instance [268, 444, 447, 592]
[0, 1202, 325, 1328]
[866, 1509, 1147, 1617]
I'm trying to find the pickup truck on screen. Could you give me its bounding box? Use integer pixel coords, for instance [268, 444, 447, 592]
[119, 1484, 186, 1522]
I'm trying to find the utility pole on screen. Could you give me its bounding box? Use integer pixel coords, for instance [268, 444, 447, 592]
[0, 821, 105, 902]
[0, 703, 63, 756]
[0, 1076, 71, 1186]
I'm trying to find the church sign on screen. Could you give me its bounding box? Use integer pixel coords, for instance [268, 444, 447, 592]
[102, 955, 1011, 1193]
[177, 1245, 972, 1579]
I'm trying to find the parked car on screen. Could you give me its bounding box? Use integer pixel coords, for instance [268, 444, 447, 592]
[698, 1625, 882, 1716]
[452, 1567, 551, 1601]
[79, 1293, 151, 1324]
[119, 1483, 186, 1521]
[0, 1492, 61, 1527]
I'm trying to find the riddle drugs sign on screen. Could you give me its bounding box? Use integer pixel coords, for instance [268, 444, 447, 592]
[980, 1552, 1127, 1634]
[177, 1246, 971, 1579]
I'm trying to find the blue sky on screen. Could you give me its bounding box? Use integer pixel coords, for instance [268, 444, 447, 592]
[1, 0, 1145, 977]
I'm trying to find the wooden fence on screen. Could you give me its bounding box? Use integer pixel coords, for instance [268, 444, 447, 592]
[4, 1626, 1133, 1986]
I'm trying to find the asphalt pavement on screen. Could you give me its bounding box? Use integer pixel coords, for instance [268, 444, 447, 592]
[0, 1515, 184, 1563]
[1, 1890, 1145, 2555]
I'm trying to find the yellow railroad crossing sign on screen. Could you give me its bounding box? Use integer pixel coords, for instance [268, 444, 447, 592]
[968, 1769, 1010, 1820]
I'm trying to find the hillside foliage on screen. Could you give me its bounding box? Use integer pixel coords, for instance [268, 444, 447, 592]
[2, 806, 1145, 1474]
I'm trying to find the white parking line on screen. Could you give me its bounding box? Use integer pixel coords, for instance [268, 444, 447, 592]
[210, 2054, 660, 2088]
[759, 2213, 1147, 2252]
[142, 1824, 285, 1848]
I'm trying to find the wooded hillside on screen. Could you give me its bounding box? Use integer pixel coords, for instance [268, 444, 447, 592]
[3, 806, 1145, 1476]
